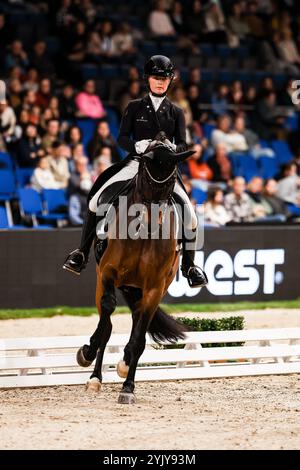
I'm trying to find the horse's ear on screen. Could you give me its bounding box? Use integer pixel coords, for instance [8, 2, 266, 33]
[174, 150, 196, 163]
[143, 151, 155, 160]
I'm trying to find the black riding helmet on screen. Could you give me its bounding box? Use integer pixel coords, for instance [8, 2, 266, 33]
[143, 55, 175, 96]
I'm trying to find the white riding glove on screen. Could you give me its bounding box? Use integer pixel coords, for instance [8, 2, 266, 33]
[135, 139, 152, 154]
[163, 139, 177, 152]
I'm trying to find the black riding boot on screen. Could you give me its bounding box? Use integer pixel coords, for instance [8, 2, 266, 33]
[63, 209, 97, 275]
[181, 231, 208, 288]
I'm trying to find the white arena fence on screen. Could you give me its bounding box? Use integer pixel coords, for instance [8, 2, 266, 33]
[1, 328, 300, 389]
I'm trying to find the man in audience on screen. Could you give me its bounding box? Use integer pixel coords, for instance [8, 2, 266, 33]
[46, 141, 70, 189]
[224, 176, 253, 223]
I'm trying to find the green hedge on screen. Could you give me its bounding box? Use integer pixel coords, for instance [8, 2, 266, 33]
[174, 316, 245, 348]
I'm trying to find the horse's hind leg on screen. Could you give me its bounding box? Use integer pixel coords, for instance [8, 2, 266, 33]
[118, 291, 161, 404]
[86, 280, 116, 392]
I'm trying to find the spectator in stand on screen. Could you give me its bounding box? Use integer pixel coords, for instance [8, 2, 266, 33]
[277, 162, 300, 206]
[72, 142, 88, 163]
[8, 78, 23, 111]
[67, 20, 87, 62]
[87, 119, 121, 163]
[65, 125, 83, 153]
[224, 176, 253, 223]
[42, 118, 60, 152]
[202, 1, 227, 44]
[0, 98, 17, 151]
[0, 12, 12, 49]
[95, 21, 117, 61]
[85, 31, 102, 62]
[246, 176, 269, 219]
[228, 1, 250, 42]
[119, 80, 142, 115]
[171, 86, 193, 127]
[22, 90, 37, 114]
[17, 123, 45, 168]
[30, 41, 55, 77]
[92, 153, 112, 182]
[75, 79, 106, 119]
[211, 84, 230, 117]
[5, 40, 29, 73]
[253, 90, 286, 140]
[211, 114, 247, 153]
[185, 0, 205, 41]
[204, 186, 231, 226]
[228, 80, 244, 114]
[260, 30, 299, 75]
[59, 84, 77, 121]
[263, 178, 289, 220]
[245, 0, 266, 39]
[48, 96, 60, 120]
[23, 68, 39, 93]
[35, 78, 52, 109]
[31, 156, 61, 191]
[148, 0, 176, 38]
[170, 1, 185, 35]
[112, 22, 137, 59]
[46, 141, 70, 189]
[188, 143, 213, 181]
[278, 27, 300, 71]
[233, 115, 275, 158]
[207, 142, 232, 183]
[68, 155, 93, 224]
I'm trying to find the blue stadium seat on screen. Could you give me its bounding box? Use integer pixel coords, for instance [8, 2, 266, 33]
[258, 156, 279, 179]
[42, 189, 68, 221]
[234, 46, 250, 59]
[18, 188, 56, 227]
[217, 70, 234, 83]
[0, 152, 13, 169]
[0, 169, 16, 201]
[231, 153, 259, 181]
[140, 41, 157, 57]
[284, 113, 298, 132]
[80, 64, 99, 80]
[202, 123, 216, 140]
[216, 44, 231, 58]
[100, 64, 119, 79]
[15, 167, 34, 187]
[287, 203, 300, 217]
[191, 188, 207, 204]
[160, 42, 177, 57]
[201, 69, 214, 82]
[76, 119, 98, 148]
[0, 204, 27, 230]
[200, 44, 214, 57]
[271, 140, 293, 165]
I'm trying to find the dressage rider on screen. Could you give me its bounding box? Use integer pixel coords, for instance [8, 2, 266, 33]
[63, 55, 208, 288]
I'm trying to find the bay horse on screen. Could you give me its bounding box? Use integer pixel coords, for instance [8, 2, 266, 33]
[76, 143, 194, 404]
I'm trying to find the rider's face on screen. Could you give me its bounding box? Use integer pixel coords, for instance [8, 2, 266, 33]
[148, 76, 171, 95]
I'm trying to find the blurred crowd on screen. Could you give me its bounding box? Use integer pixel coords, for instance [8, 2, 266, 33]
[1, 0, 300, 227]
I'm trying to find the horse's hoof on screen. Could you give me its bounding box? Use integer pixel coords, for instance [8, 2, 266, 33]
[118, 392, 136, 404]
[77, 346, 92, 367]
[117, 360, 129, 378]
[86, 377, 101, 393]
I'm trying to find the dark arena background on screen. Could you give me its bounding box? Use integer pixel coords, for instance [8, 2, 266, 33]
[0, 0, 300, 453]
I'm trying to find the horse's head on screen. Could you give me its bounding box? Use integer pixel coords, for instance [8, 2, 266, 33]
[137, 143, 194, 204]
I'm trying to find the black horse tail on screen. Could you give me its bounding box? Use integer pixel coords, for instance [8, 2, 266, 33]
[147, 306, 187, 344]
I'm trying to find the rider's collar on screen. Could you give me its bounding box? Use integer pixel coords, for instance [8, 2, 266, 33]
[149, 92, 165, 112]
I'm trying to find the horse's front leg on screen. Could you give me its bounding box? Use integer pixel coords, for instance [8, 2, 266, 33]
[77, 275, 116, 392]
